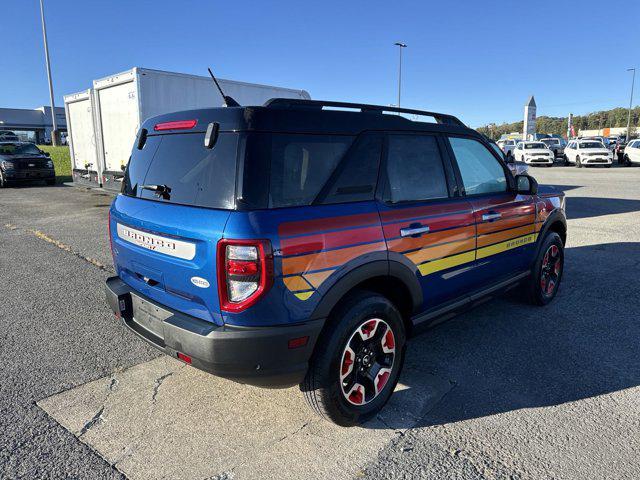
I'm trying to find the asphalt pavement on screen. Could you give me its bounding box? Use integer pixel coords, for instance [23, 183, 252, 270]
[1, 164, 639, 479]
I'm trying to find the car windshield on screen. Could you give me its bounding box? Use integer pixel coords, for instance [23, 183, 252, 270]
[525, 143, 546, 149]
[542, 139, 559, 145]
[580, 142, 604, 149]
[0, 143, 42, 155]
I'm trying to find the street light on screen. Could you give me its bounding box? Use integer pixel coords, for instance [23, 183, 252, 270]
[39, 0, 59, 146]
[394, 42, 407, 109]
[626, 68, 636, 142]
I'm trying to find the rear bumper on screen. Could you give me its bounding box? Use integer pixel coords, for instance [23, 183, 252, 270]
[105, 276, 324, 388]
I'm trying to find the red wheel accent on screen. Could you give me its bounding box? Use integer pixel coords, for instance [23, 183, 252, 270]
[375, 369, 391, 395]
[539, 243, 562, 298]
[340, 318, 396, 406]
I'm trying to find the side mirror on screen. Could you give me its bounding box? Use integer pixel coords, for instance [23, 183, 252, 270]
[44, 151, 50, 157]
[515, 174, 538, 195]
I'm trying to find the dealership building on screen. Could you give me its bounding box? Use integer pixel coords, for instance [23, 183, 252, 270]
[0, 106, 67, 143]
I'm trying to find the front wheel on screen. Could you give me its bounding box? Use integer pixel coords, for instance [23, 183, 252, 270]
[301, 291, 406, 426]
[525, 232, 564, 306]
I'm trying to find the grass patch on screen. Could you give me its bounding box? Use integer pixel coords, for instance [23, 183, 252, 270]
[38, 145, 72, 183]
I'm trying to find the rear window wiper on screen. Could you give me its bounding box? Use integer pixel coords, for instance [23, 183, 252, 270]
[140, 184, 171, 200]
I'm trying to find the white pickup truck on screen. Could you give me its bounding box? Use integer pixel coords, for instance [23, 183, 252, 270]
[496, 138, 519, 158]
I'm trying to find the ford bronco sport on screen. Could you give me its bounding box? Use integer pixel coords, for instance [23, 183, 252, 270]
[106, 99, 566, 426]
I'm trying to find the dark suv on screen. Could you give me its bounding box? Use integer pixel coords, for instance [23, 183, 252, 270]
[0, 142, 55, 187]
[105, 99, 566, 426]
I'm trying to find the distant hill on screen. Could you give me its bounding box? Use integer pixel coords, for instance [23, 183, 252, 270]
[477, 106, 640, 140]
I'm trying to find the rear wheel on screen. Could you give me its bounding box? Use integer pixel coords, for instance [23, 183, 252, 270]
[301, 291, 406, 426]
[576, 156, 582, 168]
[525, 232, 564, 306]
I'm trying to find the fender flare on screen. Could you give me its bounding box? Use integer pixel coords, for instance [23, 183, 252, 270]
[532, 209, 567, 263]
[309, 256, 423, 321]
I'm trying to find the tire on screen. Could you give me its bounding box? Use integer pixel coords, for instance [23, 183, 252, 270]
[563, 155, 569, 166]
[576, 156, 582, 168]
[524, 232, 564, 306]
[301, 291, 406, 426]
[46, 179, 56, 186]
[624, 155, 631, 166]
[0, 171, 6, 188]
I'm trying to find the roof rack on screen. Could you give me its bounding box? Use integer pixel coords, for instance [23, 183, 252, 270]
[263, 98, 466, 127]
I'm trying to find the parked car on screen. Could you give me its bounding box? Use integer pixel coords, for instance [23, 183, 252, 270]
[105, 98, 566, 426]
[0, 142, 56, 187]
[622, 139, 640, 165]
[496, 138, 518, 158]
[563, 140, 613, 167]
[540, 137, 566, 158]
[488, 140, 529, 176]
[513, 141, 555, 166]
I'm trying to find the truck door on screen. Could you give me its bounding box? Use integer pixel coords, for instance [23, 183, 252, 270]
[377, 133, 477, 312]
[445, 136, 537, 288]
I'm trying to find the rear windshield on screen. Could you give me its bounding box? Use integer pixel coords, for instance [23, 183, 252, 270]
[524, 143, 547, 149]
[123, 132, 239, 209]
[542, 139, 560, 145]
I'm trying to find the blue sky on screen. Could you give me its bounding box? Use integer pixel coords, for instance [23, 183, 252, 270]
[3, 0, 639, 127]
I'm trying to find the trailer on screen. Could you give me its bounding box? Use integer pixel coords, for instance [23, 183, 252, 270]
[92, 67, 311, 190]
[63, 89, 100, 187]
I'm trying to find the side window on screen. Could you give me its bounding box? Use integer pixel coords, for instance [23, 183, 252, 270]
[385, 134, 449, 203]
[320, 134, 382, 204]
[448, 137, 508, 196]
[267, 134, 353, 208]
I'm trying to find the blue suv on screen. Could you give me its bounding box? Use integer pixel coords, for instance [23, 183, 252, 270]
[106, 99, 566, 425]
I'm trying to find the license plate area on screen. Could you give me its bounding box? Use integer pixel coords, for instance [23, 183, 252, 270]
[131, 294, 172, 339]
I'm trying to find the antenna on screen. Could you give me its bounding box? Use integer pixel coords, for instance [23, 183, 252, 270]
[207, 68, 240, 107]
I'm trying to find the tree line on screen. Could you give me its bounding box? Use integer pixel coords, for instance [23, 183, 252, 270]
[477, 106, 640, 140]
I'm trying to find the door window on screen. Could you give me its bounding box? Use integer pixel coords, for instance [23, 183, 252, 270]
[448, 137, 508, 196]
[384, 135, 449, 203]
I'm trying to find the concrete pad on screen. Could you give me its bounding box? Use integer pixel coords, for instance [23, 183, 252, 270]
[38, 356, 452, 480]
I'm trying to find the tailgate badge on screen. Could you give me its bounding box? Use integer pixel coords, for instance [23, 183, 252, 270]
[191, 277, 210, 288]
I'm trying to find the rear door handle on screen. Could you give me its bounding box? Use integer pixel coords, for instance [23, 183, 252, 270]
[400, 225, 430, 237]
[482, 212, 502, 222]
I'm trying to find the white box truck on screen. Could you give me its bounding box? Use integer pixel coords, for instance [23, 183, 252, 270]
[92, 67, 311, 190]
[64, 89, 101, 187]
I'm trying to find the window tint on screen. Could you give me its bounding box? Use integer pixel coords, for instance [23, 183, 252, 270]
[124, 133, 239, 209]
[385, 135, 449, 203]
[320, 133, 382, 204]
[266, 134, 353, 208]
[449, 137, 507, 195]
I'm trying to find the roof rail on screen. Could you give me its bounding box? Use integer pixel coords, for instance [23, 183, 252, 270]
[263, 98, 466, 127]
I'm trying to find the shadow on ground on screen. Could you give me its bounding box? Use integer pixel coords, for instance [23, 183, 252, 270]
[566, 197, 640, 219]
[380, 241, 640, 429]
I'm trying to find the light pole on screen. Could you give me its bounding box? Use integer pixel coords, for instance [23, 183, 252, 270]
[39, 0, 59, 146]
[626, 68, 636, 141]
[394, 42, 407, 109]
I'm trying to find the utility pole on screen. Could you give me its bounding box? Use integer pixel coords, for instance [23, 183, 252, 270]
[394, 42, 407, 109]
[39, 0, 59, 146]
[626, 68, 636, 141]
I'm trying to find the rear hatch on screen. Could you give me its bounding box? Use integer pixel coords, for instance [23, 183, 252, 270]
[109, 118, 240, 325]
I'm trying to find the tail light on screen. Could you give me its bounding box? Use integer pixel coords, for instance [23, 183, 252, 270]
[217, 239, 273, 312]
[108, 210, 115, 261]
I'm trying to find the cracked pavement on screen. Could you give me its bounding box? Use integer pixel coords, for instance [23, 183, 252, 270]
[2, 165, 640, 479]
